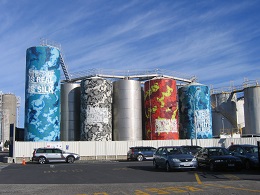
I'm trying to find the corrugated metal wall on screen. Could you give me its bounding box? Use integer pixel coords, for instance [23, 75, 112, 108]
[14, 137, 260, 159]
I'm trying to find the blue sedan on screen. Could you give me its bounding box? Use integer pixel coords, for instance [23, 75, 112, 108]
[153, 146, 198, 172]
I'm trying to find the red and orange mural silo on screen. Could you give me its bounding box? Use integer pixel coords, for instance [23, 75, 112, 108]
[144, 78, 179, 140]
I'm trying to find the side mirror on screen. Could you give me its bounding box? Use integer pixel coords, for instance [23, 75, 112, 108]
[162, 152, 167, 155]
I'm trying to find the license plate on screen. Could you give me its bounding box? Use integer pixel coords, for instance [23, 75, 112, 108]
[228, 164, 235, 167]
[181, 162, 191, 166]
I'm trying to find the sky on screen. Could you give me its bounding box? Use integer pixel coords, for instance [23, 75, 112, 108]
[0, 0, 260, 128]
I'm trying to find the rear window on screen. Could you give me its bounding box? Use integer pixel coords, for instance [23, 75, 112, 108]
[36, 149, 45, 153]
[131, 147, 155, 151]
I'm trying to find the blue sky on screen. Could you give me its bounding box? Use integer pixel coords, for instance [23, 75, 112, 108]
[0, 0, 259, 128]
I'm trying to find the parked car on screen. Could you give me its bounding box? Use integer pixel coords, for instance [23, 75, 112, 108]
[195, 147, 242, 171]
[181, 145, 202, 155]
[32, 148, 80, 164]
[127, 146, 156, 161]
[227, 144, 259, 170]
[153, 146, 198, 171]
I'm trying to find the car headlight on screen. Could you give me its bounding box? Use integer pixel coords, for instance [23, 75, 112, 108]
[192, 158, 197, 162]
[214, 159, 224, 163]
[172, 158, 181, 162]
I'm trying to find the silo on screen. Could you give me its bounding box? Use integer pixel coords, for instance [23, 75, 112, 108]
[60, 82, 81, 141]
[24, 46, 60, 141]
[236, 97, 245, 134]
[144, 78, 178, 140]
[2, 94, 17, 143]
[81, 78, 113, 141]
[244, 86, 260, 135]
[113, 80, 142, 141]
[178, 83, 212, 139]
[211, 93, 238, 137]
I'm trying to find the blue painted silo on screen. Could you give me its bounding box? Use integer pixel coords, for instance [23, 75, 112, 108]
[24, 46, 60, 141]
[178, 83, 212, 139]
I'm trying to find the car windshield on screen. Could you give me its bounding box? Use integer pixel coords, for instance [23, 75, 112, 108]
[166, 147, 184, 155]
[244, 146, 258, 154]
[208, 148, 230, 156]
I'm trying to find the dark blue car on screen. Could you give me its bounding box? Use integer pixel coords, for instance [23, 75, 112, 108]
[196, 147, 243, 171]
[227, 144, 259, 170]
[127, 146, 156, 161]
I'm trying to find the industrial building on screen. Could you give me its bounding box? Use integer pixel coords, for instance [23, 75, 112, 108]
[0, 92, 20, 149]
[1, 43, 260, 154]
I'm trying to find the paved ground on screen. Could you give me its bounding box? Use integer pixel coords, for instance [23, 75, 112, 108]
[0, 159, 260, 194]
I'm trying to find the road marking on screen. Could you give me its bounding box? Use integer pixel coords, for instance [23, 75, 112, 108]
[223, 174, 240, 180]
[0, 165, 9, 172]
[194, 173, 202, 184]
[205, 184, 260, 193]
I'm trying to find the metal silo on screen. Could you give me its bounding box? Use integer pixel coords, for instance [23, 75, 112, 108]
[113, 80, 142, 141]
[236, 97, 245, 135]
[144, 78, 178, 140]
[178, 83, 212, 139]
[60, 82, 81, 141]
[80, 78, 113, 141]
[1, 94, 17, 144]
[244, 86, 260, 135]
[24, 46, 60, 141]
[211, 93, 238, 137]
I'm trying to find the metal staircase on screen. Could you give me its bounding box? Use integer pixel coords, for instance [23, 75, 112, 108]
[211, 101, 238, 129]
[60, 53, 71, 82]
[40, 38, 71, 82]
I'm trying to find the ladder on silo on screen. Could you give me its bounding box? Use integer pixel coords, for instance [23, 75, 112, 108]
[60, 53, 71, 82]
[40, 38, 71, 82]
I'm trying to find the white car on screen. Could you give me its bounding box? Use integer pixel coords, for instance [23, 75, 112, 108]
[32, 148, 80, 164]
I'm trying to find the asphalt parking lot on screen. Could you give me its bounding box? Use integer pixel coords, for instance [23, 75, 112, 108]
[0, 159, 260, 195]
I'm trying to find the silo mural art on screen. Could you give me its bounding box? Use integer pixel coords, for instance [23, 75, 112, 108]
[24, 46, 60, 141]
[178, 83, 212, 139]
[144, 79, 179, 140]
[80, 78, 113, 141]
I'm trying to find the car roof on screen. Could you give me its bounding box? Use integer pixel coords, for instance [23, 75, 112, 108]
[130, 146, 155, 148]
[182, 145, 202, 148]
[202, 147, 226, 149]
[36, 147, 61, 149]
[231, 144, 256, 147]
[158, 146, 182, 148]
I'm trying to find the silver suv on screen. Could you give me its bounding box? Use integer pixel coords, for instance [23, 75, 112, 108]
[32, 148, 80, 164]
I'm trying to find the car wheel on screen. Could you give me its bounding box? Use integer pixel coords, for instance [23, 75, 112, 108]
[166, 162, 171, 172]
[67, 156, 75, 163]
[153, 160, 158, 169]
[245, 160, 251, 170]
[209, 162, 215, 171]
[38, 157, 46, 164]
[137, 155, 144, 161]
